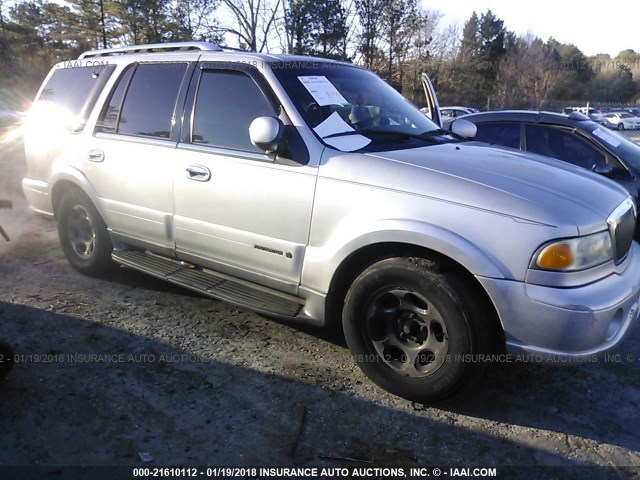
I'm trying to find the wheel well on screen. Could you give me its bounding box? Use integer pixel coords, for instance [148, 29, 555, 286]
[51, 180, 83, 216]
[325, 242, 505, 347]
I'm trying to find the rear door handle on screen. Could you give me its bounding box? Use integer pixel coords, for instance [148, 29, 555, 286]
[88, 149, 104, 162]
[186, 165, 211, 182]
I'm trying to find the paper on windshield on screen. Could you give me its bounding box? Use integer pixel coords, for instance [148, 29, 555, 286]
[298, 76, 348, 106]
[313, 111, 353, 137]
[313, 111, 371, 151]
[324, 135, 372, 152]
[592, 127, 622, 148]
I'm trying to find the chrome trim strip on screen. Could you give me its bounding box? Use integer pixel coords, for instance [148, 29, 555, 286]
[94, 132, 176, 148]
[607, 196, 636, 263]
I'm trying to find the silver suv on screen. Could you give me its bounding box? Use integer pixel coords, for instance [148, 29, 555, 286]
[22, 42, 640, 402]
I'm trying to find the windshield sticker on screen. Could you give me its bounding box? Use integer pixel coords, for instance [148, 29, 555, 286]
[298, 76, 348, 106]
[592, 127, 621, 148]
[313, 111, 371, 151]
[324, 135, 372, 152]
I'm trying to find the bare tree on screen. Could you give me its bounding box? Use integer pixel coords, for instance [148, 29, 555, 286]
[497, 33, 562, 109]
[220, 0, 281, 51]
[171, 0, 220, 42]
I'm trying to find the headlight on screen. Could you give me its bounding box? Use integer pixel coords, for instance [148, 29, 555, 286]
[531, 231, 613, 271]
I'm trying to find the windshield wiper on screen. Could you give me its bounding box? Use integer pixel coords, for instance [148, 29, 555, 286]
[323, 129, 440, 142]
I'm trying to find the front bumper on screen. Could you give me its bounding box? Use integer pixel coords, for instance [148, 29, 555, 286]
[477, 242, 640, 362]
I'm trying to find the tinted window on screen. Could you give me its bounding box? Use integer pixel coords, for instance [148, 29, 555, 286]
[192, 70, 275, 151]
[475, 122, 521, 149]
[118, 63, 187, 139]
[526, 124, 606, 169]
[39, 65, 115, 116]
[96, 65, 135, 134]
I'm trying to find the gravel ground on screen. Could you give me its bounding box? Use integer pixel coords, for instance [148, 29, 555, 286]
[1, 132, 640, 479]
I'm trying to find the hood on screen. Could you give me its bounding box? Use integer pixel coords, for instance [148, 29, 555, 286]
[324, 142, 631, 234]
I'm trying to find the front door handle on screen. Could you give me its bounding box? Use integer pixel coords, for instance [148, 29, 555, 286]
[186, 165, 211, 182]
[88, 149, 104, 162]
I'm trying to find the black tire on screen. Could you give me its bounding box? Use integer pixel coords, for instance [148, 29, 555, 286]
[0, 339, 14, 378]
[55, 188, 114, 276]
[342, 257, 495, 403]
[617, 123, 624, 131]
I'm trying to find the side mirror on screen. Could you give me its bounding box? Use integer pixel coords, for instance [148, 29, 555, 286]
[249, 116, 284, 154]
[592, 163, 613, 175]
[450, 119, 477, 139]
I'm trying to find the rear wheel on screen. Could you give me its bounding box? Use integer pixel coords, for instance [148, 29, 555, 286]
[342, 257, 495, 403]
[56, 188, 114, 275]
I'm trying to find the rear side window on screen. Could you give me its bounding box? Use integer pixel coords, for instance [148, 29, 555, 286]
[117, 63, 187, 139]
[526, 124, 607, 170]
[38, 64, 115, 117]
[475, 122, 521, 149]
[192, 70, 276, 151]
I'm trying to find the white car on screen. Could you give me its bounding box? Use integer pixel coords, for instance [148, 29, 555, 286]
[438, 106, 478, 121]
[603, 112, 640, 130]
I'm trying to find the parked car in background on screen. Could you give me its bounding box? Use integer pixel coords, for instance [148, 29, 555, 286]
[438, 106, 478, 121]
[445, 110, 640, 230]
[603, 112, 640, 130]
[565, 106, 606, 125]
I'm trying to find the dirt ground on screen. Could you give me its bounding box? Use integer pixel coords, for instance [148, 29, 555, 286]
[1, 132, 640, 479]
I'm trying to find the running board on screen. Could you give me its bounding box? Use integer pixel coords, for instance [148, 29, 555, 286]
[112, 250, 304, 317]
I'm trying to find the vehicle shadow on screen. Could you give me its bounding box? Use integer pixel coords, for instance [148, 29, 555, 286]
[438, 342, 640, 456]
[1, 301, 631, 479]
[278, 313, 640, 457]
[60, 266, 640, 459]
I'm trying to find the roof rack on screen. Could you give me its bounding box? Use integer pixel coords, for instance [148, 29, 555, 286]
[78, 42, 223, 59]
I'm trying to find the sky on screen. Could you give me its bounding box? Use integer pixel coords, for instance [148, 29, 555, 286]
[423, 0, 638, 57]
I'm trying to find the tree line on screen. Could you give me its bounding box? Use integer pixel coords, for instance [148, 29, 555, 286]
[0, 0, 639, 110]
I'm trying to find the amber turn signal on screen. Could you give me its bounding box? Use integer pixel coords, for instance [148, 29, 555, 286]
[536, 243, 573, 270]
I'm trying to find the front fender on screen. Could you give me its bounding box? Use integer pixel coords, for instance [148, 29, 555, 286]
[301, 219, 509, 295]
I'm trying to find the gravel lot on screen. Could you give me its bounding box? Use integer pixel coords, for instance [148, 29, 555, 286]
[1, 132, 640, 479]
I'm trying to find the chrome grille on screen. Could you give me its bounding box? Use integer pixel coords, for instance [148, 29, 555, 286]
[608, 199, 636, 264]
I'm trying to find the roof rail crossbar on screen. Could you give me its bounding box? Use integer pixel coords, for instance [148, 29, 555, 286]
[79, 42, 223, 59]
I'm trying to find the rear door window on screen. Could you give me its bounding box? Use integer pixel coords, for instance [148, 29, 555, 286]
[117, 63, 188, 139]
[474, 122, 521, 149]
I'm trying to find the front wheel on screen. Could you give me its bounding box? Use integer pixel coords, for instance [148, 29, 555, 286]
[342, 257, 494, 403]
[56, 188, 114, 276]
[617, 123, 625, 131]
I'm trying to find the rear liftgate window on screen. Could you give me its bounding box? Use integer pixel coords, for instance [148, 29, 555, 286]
[38, 64, 115, 121]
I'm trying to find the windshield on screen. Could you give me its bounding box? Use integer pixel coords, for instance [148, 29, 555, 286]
[270, 61, 457, 152]
[589, 123, 640, 170]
